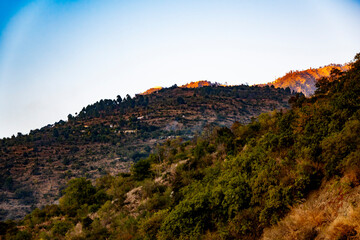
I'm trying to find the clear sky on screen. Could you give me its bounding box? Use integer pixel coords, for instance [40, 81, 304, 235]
[0, 0, 359, 138]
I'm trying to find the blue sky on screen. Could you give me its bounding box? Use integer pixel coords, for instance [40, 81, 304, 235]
[0, 0, 360, 138]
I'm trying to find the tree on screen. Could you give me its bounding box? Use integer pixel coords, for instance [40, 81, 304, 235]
[132, 159, 152, 180]
[67, 114, 73, 121]
[116, 95, 122, 104]
[53, 128, 59, 138]
[288, 93, 305, 108]
[59, 178, 96, 212]
[315, 77, 331, 94]
[177, 96, 186, 105]
[3, 177, 14, 190]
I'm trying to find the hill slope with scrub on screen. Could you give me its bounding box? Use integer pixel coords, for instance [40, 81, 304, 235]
[267, 64, 351, 96]
[0, 82, 293, 221]
[1, 54, 359, 239]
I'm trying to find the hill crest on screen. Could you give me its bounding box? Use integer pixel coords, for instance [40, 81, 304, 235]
[141, 80, 225, 95]
[0, 83, 293, 220]
[267, 64, 351, 96]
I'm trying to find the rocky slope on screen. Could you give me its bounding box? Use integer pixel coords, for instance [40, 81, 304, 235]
[267, 64, 351, 96]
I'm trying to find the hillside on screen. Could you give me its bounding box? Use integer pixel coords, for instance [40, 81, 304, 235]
[267, 64, 351, 96]
[0, 83, 293, 221]
[140, 80, 221, 95]
[1, 53, 359, 240]
[140, 86, 163, 95]
[180, 80, 214, 88]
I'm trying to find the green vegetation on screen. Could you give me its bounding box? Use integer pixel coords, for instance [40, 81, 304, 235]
[1, 53, 359, 239]
[0, 82, 292, 221]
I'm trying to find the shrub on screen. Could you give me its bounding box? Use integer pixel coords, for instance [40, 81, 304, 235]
[59, 178, 97, 216]
[132, 159, 152, 181]
[51, 220, 73, 236]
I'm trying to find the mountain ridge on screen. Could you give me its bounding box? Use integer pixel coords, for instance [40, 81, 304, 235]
[265, 63, 351, 96]
[141, 63, 351, 99]
[140, 80, 225, 95]
[1, 60, 351, 221]
[1, 54, 359, 240]
[0, 83, 293, 220]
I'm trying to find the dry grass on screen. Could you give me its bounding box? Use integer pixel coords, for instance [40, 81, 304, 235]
[262, 206, 325, 240]
[262, 174, 360, 240]
[325, 206, 360, 240]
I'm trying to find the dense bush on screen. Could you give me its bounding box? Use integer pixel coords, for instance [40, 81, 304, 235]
[131, 158, 153, 181]
[59, 178, 109, 216]
[1, 54, 359, 239]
